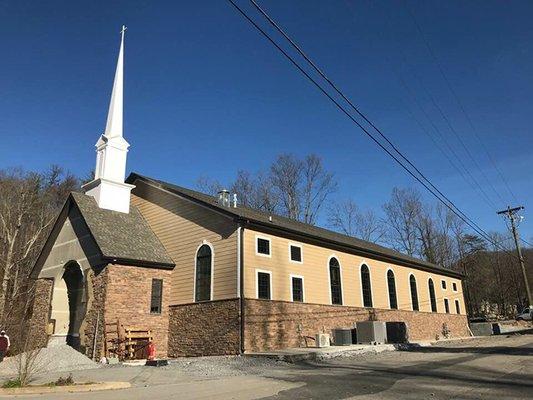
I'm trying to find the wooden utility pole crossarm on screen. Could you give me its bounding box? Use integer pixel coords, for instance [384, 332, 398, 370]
[497, 206, 532, 307]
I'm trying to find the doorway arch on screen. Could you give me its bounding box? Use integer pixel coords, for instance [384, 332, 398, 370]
[62, 261, 87, 350]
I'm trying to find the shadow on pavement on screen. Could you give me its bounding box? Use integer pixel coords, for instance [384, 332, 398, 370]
[257, 337, 533, 400]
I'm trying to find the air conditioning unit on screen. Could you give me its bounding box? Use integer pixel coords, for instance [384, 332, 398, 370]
[355, 321, 387, 344]
[332, 328, 353, 346]
[315, 333, 330, 348]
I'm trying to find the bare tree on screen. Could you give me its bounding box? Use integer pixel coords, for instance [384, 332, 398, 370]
[195, 175, 223, 196]
[270, 154, 303, 220]
[0, 166, 78, 326]
[301, 155, 337, 225]
[199, 153, 336, 225]
[382, 187, 421, 256]
[328, 200, 384, 243]
[230, 170, 279, 213]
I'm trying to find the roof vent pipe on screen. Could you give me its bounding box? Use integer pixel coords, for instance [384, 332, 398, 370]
[218, 189, 230, 207]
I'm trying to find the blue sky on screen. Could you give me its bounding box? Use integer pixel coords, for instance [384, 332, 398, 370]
[1, 0, 532, 242]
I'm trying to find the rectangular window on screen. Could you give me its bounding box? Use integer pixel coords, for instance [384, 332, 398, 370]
[441, 280, 447, 290]
[150, 279, 163, 314]
[444, 298, 450, 314]
[257, 271, 271, 300]
[452, 282, 457, 292]
[290, 244, 302, 263]
[291, 276, 304, 302]
[455, 299, 461, 314]
[256, 237, 271, 256]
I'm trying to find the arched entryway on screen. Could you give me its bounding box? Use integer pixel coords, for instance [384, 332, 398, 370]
[49, 261, 87, 351]
[63, 262, 86, 350]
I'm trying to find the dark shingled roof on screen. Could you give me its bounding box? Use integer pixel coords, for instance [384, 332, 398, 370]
[70, 192, 174, 268]
[128, 173, 462, 279]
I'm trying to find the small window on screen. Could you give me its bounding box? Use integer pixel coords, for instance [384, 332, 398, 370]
[455, 299, 461, 314]
[428, 279, 437, 312]
[441, 280, 447, 290]
[329, 257, 342, 305]
[444, 298, 450, 314]
[452, 282, 457, 292]
[257, 271, 271, 300]
[387, 270, 398, 309]
[291, 276, 304, 302]
[410, 275, 419, 311]
[150, 279, 163, 314]
[360, 264, 373, 308]
[290, 244, 302, 263]
[257, 237, 271, 256]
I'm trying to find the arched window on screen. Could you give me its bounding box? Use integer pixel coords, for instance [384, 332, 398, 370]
[428, 278, 437, 312]
[360, 264, 373, 308]
[409, 275, 419, 311]
[329, 257, 342, 305]
[195, 244, 212, 302]
[387, 270, 398, 309]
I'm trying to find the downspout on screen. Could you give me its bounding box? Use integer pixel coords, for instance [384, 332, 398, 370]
[237, 223, 245, 354]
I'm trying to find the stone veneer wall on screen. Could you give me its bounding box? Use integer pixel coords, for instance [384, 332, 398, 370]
[104, 264, 172, 358]
[82, 266, 108, 360]
[168, 299, 240, 357]
[244, 299, 470, 352]
[25, 278, 54, 350]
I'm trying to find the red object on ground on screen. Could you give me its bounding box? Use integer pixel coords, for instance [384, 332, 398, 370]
[147, 342, 156, 361]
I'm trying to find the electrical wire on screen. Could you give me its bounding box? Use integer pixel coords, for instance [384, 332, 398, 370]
[402, 0, 518, 205]
[225, 0, 517, 255]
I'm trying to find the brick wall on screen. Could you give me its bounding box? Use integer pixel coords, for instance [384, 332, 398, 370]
[168, 299, 240, 357]
[105, 264, 172, 358]
[244, 299, 470, 352]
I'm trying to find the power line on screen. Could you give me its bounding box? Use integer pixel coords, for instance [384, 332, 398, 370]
[403, 0, 518, 205]
[246, 0, 498, 220]
[225, 0, 514, 253]
[356, 0, 499, 212]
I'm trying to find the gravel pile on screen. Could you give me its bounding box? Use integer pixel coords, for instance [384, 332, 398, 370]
[0, 344, 100, 378]
[164, 356, 291, 377]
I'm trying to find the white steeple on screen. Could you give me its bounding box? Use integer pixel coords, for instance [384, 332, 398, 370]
[82, 25, 135, 214]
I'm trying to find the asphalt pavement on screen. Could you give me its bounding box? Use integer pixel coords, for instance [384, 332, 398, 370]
[1, 333, 531, 400]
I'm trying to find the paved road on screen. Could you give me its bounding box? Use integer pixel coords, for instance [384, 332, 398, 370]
[1, 334, 531, 400]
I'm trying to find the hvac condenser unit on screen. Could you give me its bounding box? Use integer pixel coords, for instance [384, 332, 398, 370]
[355, 321, 387, 344]
[332, 328, 353, 346]
[315, 333, 330, 348]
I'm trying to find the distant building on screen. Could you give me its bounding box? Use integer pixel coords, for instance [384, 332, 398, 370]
[29, 29, 469, 358]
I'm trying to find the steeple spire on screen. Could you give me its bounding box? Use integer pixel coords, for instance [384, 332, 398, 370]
[82, 26, 135, 214]
[104, 25, 126, 138]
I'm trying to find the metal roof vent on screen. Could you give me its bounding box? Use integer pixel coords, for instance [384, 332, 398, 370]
[218, 189, 231, 207]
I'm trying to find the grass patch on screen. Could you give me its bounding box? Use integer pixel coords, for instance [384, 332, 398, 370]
[2, 379, 22, 388]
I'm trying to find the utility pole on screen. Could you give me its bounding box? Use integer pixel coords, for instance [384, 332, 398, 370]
[497, 206, 532, 307]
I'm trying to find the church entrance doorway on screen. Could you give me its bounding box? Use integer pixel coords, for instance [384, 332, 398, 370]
[62, 261, 87, 351]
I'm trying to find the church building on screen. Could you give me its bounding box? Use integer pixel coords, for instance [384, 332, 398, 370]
[29, 29, 469, 359]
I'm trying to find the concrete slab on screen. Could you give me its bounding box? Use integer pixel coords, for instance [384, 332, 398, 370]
[245, 343, 398, 362]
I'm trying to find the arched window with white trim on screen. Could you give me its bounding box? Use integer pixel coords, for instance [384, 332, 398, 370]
[360, 264, 373, 308]
[195, 244, 212, 302]
[410, 275, 419, 311]
[329, 257, 342, 305]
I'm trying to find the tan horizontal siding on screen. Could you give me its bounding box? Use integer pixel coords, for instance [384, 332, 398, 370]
[243, 228, 466, 315]
[131, 182, 238, 305]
